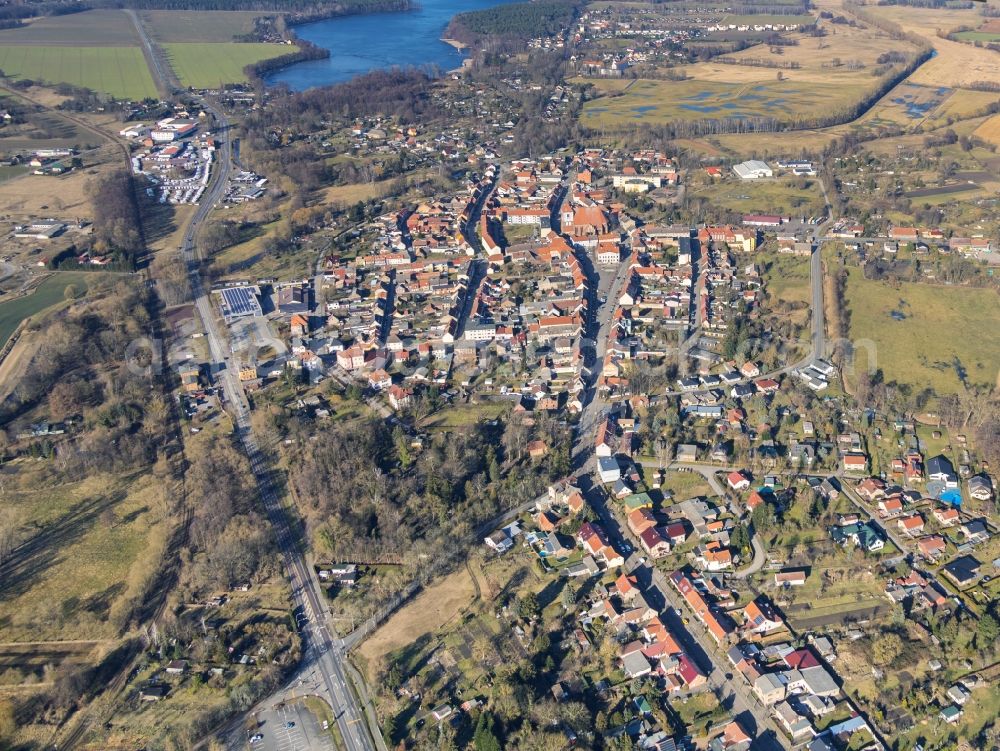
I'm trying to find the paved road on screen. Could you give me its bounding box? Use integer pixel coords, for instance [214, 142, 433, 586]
[562, 246, 787, 749]
[170, 99, 380, 751]
[808, 242, 825, 363]
[126, 9, 178, 97]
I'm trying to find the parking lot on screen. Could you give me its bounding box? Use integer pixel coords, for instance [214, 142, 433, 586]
[234, 699, 337, 751]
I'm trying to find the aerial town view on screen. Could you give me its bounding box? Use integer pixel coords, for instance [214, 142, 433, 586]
[0, 0, 999, 748]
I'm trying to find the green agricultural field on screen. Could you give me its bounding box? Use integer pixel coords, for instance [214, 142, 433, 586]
[0, 272, 100, 347]
[142, 10, 268, 43]
[0, 165, 29, 183]
[163, 42, 289, 87]
[0, 46, 157, 99]
[843, 268, 1000, 394]
[953, 30, 1000, 43]
[580, 78, 863, 128]
[0, 9, 140, 46]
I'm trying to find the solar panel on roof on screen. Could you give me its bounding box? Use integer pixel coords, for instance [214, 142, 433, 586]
[217, 286, 262, 320]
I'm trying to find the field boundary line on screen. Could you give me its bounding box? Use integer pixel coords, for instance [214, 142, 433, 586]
[0, 639, 113, 647]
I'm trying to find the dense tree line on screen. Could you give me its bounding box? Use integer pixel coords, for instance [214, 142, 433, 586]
[0, 281, 168, 581]
[89, 170, 143, 269]
[92, 0, 409, 18]
[446, 0, 581, 46]
[724, 0, 811, 13]
[181, 437, 276, 594]
[244, 38, 329, 80]
[257, 68, 444, 127]
[875, 0, 973, 7]
[0, 0, 84, 22]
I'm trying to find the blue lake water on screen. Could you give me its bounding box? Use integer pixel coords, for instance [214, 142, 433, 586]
[265, 0, 515, 90]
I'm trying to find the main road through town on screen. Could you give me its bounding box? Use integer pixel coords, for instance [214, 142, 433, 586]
[172, 96, 381, 751]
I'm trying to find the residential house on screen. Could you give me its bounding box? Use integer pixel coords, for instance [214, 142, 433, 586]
[663, 522, 687, 546]
[743, 597, 784, 636]
[961, 519, 990, 545]
[878, 496, 904, 517]
[946, 684, 971, 706]
[918, 535, 947, 560]
[708, 720, 752, 751]
[337, 345, 367, 371]
[595, 417, 617, 457]
[830, 521, 884, 552]
[627, 508, 658, 536]
[969, 475, 993, 501]
[940, 705, 963, 724]
[387, 384, 413, 411]
[842, 452, 868, 474]
[933, 506, 960, 526]
[774, 570, 806, 588]
[927, 454, 958, 487]
[484, 529, 513, 554]
[695, 540, 733, 571]
[598, 456, 621, 484]
[856, 477, 886, 501]
[675, 443, 698, 463]
[528, 440, 548, 459]
[727, 470, 751, 491]
[639, 527, 671, 558]
[774, 701, 814, 743]
[139, 684, 169, 701]
[165, 660, 188, 675]
[942, 555, 981, 587]
[897, 514, 925, 536]
[368, 369, 392, 391]
[753, 672, 787, 704]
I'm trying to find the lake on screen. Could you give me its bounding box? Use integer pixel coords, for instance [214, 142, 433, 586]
[264, 0, 511, 91]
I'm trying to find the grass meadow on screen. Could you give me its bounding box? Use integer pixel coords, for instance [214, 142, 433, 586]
[865, 4, 1000, 88]
[0, 10, 140, 46]
[953, 30, 1000, 43]
[973, 114, 1000, 147]
[579, 78, 864, 128]
[0, 272, 102, 347]
[0, 464, 172, 641]
[141, 10, 267, 43]
[689, 176, 825, 217]
[163, 42, 289, 87]
[0, 46, 157, 99]
[843, 268, 1000, 394]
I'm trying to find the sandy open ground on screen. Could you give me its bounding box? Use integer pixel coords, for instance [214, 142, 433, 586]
[357, 566, 477, 678]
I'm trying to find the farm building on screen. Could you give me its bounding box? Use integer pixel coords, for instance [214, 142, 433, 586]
[733, 160, 773, 180]
[13, 220, 66, 239]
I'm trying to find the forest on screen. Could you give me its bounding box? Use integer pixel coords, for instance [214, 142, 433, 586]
[0, 282, 157, 436]
[244, 38, 329, 79]
[242, 68, 447, 194]
[88, 170, 144, 270]
[0, 0, 83, 22]
[288, 412, 570, 560]
[446, 0, 581, 46]
[92, 0, 410, 16]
